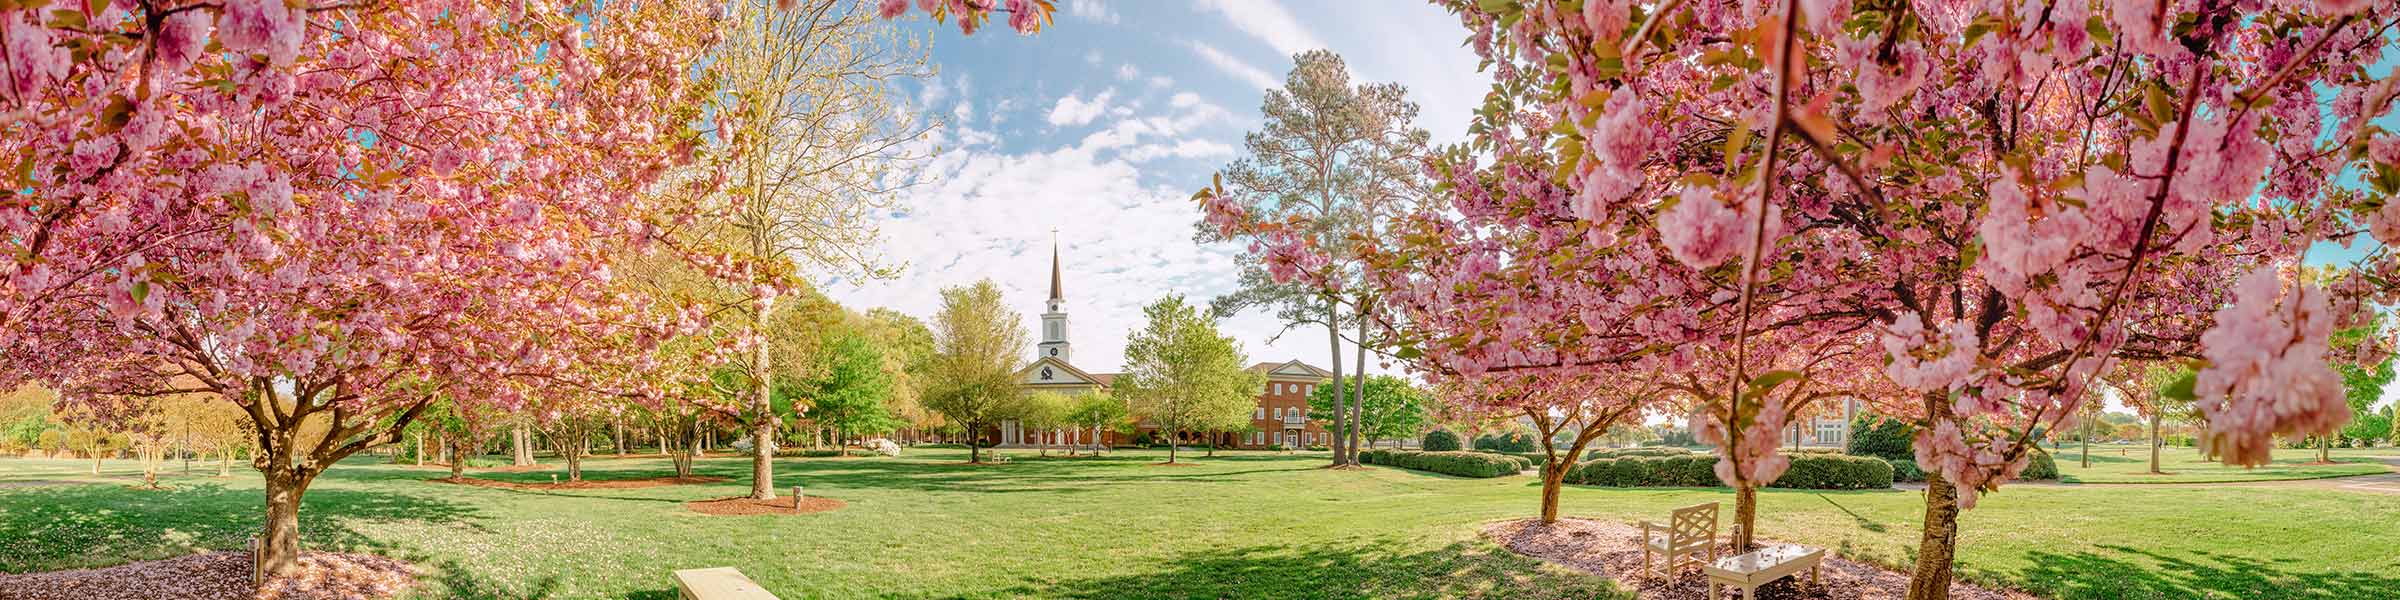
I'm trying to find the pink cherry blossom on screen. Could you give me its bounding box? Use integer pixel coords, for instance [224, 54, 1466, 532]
[1658, 185, 1743, 269]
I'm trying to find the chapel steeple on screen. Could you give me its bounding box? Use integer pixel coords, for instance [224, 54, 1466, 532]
[1038, 233, 1071, 361]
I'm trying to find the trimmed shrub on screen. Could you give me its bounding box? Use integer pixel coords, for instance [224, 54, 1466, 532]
[1581, 446, 1691, 460]
[1847, 415, 1915, 461]
[2022, 450, 2058, 480]
[1567, 453, 1893, 489]
[1886, 458, 1926, 483]
[1473, 431, 1539, 453]
[1421, 430, 1463, 452]
[1361, 449, 1524, 478]
[795, 448, 876, 458]
[1767, 453, 1894, 490]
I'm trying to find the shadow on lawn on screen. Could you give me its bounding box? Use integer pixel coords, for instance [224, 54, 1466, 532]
[762, 455, 1321, 496]
[0, 480, 484, 573]
[963, 539, 1630, 600]
[2016, 543, 2400, 600]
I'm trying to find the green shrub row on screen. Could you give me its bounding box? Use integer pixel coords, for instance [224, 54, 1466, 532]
[1886, 458, 1926, 482]
[792, 449, 876, 458]
[1566, 453, 1894, 489]
[1472, 432, 1540, 453]
[1361, 448, 1528, 478]
[1580, 446, 1693, 460]
[1880, 452, 2055, 483]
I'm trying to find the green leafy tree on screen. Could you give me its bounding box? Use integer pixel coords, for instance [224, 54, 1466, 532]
[1305, 375, 1429, 447]
[1012, 392, 1078, 457]
[868, 308, 941, 442]
[807, 330, 900, 447]
[922, 280, 1027, 464]
[1120, 295, 1265, 464]
[1197, 49, 1431, 468]
[2328, 315, 2394, 460]
[1067, 392, 1128, 455]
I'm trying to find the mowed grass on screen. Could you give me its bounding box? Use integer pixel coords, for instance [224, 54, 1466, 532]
[0, 448, 2395, 599]
[2053, 443, 2395, 483]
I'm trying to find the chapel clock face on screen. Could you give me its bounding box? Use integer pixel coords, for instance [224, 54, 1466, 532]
[1041, 366, 1054, 380]
[1049, 347, 1058, 356]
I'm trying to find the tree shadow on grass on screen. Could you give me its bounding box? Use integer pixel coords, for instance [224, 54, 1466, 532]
[954, 538, 1631, 600]
[749, 457, 1322, 496]
[2014, 543, 2400, 600]
[0, 480, 483, 574]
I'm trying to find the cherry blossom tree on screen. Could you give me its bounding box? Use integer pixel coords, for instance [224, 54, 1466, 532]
[0, 0, 724, 579]
[1410, 0, 2396, 596]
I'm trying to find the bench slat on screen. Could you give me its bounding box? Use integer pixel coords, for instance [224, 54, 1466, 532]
[674, 567, 781, 600]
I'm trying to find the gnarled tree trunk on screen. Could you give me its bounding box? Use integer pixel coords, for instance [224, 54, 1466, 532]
[749, 307, 776, 500]
[1906, 469, 1962, 600]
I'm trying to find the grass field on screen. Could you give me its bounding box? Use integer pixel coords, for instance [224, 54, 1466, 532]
[2051, 443, 2395, 483]
[4, 448, 2398, 599]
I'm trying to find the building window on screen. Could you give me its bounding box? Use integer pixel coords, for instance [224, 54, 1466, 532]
[1254, 407, 1265, 419]
[1273, 407, 1283, 418]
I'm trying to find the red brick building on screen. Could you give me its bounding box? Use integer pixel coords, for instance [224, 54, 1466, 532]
[988, 243, 1330, 449]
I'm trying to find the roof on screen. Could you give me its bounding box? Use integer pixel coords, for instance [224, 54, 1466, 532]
[1049, 240, 1064, 301]
[1017, 356, 1110, 388]
[1246, 359, 1333, 380]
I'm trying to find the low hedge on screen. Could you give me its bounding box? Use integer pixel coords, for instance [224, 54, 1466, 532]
[1473, 432, 1540, 453]
[1581, 447, 1693, 460]
[1886, 458, 1926, 482]
[792, 448, 876, 458]
[1361, 448, 1527, 478]
[1568, 453, 1894, 489]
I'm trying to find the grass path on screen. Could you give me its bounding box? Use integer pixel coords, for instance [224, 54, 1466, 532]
[2050, 444, 2395, 484]
[4, 448, 2399, 599]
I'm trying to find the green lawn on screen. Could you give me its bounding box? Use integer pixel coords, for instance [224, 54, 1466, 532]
[2053, 443, 2394, 483]
[3, 448, 2397, 599]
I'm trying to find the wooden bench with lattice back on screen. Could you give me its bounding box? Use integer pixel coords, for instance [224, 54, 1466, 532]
[1639, 501, 1719, 580]
[673, 567, 779, 600]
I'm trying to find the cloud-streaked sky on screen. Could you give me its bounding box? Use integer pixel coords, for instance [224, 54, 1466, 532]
[818, 1, 1485, 377]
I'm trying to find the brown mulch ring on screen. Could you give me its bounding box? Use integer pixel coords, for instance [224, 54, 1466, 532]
[684, 495, 846, 516]
[1482, 518, 2035, 600]
[0, 550, 416, 600]
[426, 475, 728, 490]
[1147, 462, 1204, 467]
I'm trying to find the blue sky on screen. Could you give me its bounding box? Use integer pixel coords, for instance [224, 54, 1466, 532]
[819, 0, 1486, 376]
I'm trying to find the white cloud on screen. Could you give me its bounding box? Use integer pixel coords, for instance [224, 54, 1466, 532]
[1148, 75, 1173, 88]
[1065, 0, 1120, 24]
[1195, 0, 1325, 57]
[1084, 49, 1103, 65]
[1046, 89, 1117, 127]
[819, 138, 1268, 374]
[1127, 139, 1235, 162]
[1185, 40, 1278, 91]
[1116, 64, 1140, 80]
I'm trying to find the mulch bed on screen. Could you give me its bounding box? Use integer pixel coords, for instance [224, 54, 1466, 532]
[427, 475, 728, 490]
[0, 550, 415, 600]
[684, 496, 846, 516]
[1482, 518, 2033, 600]
[1147, 462, 1204, 467]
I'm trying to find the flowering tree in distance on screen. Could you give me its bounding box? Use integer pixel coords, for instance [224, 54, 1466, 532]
[0, 0, 724, 579]
[1417, 0, 2397, 597]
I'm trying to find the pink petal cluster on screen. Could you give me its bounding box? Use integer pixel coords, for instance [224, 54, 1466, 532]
[1658, 185, 1745, 269]
[1879, 313, 1980, 392]
[1575, 91, 1652, 217]
[218, 0, 305, 66]
[2194, 267, 2351, 466]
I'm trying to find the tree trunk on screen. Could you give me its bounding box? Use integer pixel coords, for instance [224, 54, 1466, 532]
[1167, 427, 1179, 464]
[969, 433, 982, 464]
[1348, 318, 1368, 465]
[447, 438, 466, 481]
[1538, 460, 1569, 523]
[2080, 416, 2091, 468]
[257, 468, 316, 578]
[2318, 434, 2331, 463]
[1732, 484, 1758, 550]
[614, 418, 626, 456]
[1325, 304, 1349, 468]
[511, 424, 534, 466]
[219, 450, 232, 477]
[1906, 470, 1962, 600]
[749, 307, 776, 500]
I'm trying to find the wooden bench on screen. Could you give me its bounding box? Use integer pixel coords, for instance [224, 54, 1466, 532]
[673, 567, 779, 600]
[1702, 544, 1823, 600]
